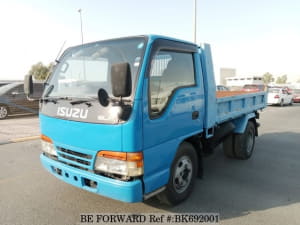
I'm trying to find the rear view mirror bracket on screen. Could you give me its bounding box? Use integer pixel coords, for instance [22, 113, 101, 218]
[24, 75, 40, 101]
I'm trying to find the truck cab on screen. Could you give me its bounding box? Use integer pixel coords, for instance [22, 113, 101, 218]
[25, 35, 266, 205]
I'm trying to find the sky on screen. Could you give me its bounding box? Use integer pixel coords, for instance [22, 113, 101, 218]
[0, 0, 300, 83]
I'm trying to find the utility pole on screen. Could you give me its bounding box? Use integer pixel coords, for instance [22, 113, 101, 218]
[193, 0, 197, 44]
[78, 9, 86, 79]
[78, 9, 84, 44]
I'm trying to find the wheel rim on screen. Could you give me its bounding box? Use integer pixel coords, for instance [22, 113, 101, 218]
[246, 130, 254, 155]
[173, 155, 193, 194]
[0, 106, 8, 119]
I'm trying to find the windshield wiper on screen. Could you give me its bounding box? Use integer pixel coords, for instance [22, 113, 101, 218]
[41, 96, 73, 104]
[41, 98, 57, 104]
[70, 99, 93, 107]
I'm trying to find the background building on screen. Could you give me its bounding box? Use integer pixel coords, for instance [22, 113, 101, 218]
[226, 75, 263, 87]
[220, 68, 236, 85]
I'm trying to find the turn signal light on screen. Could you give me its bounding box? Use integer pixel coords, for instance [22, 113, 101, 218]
[41, 134, 52, 143]
[97, 151, 143, 168]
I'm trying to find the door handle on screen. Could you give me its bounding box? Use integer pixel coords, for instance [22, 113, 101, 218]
[192, 111, 199, 120]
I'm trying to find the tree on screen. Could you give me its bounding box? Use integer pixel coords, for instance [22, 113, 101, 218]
[276, 74, 287, 84]
[262, 72, 274, 84]
[28, 62, 53, 80]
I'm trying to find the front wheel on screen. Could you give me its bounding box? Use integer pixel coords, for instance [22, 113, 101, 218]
[157, 142, 198, 205]
[0, 105, 8, 119]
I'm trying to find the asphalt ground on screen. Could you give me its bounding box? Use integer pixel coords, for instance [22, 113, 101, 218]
[0, 104, 300, 225]
[0, 115, 39, 144]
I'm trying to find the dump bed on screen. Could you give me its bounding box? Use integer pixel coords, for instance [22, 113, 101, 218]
[215, 91, 266, 124]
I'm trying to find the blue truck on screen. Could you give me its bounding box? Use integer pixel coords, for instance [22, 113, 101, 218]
[25, 35, 266, 205]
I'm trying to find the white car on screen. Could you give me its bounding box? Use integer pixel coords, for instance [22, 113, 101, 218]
[267, 88, 293, 106]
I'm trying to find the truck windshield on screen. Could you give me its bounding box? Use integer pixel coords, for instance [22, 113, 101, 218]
[46, 37, 146, 99]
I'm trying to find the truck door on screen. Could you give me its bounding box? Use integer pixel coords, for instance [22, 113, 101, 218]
[142, 39, 205, 194]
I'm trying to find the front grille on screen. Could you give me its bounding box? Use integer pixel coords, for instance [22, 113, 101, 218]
[56, 146, 94, 169]
[59, 148, 92, 159]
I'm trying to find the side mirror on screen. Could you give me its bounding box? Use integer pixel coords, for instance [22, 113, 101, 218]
[97, 88, 109, 107]
[111, 62, 132, 97]
[24, 75, 33, 96]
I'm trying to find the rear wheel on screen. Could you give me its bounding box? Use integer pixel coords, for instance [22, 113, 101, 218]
[223, 121, 256, 160]
[280, 99, 284, 107]
[223, 135, 235, 158]
[0, 105, 8, 119]
[234, 121, 255, 159]
[157, 142, 198, 205]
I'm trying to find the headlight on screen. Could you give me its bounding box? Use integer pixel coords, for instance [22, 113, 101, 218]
[94, 151, 143, 177]
[41, 135, 57, 156]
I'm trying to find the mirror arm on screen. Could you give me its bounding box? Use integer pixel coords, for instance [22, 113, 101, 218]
[26, 96, 37, 101]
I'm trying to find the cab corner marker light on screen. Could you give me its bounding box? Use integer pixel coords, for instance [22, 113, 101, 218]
[127, 152, 143, 168]
[41, 134, 52, 143]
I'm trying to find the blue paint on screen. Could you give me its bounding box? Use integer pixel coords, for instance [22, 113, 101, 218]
[40, 154, 143, 202]
[232, 113, 256, 134]
[40, 114, 123, 151]
[199, 44, 217, 136]
[216, 92, 266, 125]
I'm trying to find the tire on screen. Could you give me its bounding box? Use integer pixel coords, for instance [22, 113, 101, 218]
[223, 134, 235, 158]
[233, 121, 255, 160]
[0, 105, 9, 120]
[157, 142, 198, 205]
[289, 99, 293, 106]
[280, 99, 284, 107]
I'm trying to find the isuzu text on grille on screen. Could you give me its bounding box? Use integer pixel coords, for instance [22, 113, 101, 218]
[57, 107, 88, 119]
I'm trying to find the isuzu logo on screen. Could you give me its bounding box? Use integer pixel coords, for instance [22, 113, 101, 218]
[57, 107, 88, 119]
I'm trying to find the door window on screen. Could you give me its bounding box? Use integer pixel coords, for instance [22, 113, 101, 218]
[149, 50, 195, 117]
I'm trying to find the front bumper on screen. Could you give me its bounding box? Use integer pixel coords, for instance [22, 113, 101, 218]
[40, 154, 143, 203]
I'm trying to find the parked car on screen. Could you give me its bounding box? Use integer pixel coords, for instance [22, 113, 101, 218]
[0, 82, 43, 119]
[0, 82, 11, 87]
[242, 84, 266, 92]
[267, 87, 293, 106]
[216, 85, 230, 91]
[292, 89, 300, 103]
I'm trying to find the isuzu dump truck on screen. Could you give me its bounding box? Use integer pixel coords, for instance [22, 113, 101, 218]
[25, 35, 266, 205]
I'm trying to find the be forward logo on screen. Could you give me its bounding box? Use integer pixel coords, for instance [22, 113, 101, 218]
[57, 107, 88, 119]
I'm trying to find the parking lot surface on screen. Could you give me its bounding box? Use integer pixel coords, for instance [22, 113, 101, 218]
[0, 115, 39, 143]
[0, 104, 300, 225]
